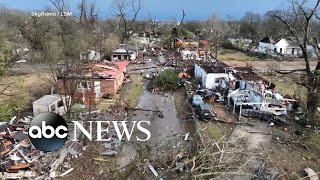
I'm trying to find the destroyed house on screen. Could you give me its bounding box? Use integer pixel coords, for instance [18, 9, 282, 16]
[226, 66, 293, 121]
[194, 62, 230, 89]
[57, 61, 130, 105]
[33, 94, 70, 116]
[226, 66, 271, 92]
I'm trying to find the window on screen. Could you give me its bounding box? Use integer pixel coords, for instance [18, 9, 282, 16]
[215, 78, 220, 83]
[57, 100, 63, 107]
[77, 81, 92, 89]
[50, 104, 56, 112]
[292, 48, 295, 54]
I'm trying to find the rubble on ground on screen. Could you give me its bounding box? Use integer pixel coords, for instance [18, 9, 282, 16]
[0, 107, 129, 179]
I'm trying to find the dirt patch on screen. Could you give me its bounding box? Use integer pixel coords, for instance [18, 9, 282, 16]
[221, 59, 317, 72]
[60, 141, 113, 180]
[267, 127, 320, 179]
[229, 121, 272, 150]
[212, 104, 237, 123]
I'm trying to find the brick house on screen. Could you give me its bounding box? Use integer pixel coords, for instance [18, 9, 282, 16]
[57, 61, 130, 105]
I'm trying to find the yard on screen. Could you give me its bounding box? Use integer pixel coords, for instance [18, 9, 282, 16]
[0, 72, 52, 120]
[219, 49, 260, 61]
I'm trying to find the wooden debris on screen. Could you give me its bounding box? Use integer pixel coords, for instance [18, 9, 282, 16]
[60, 168, 74, 177]
[304, 167, 319, 180]
[184, 132, 190, 141]
[100, 150, 118, 157]
[148, 163, 164, 180]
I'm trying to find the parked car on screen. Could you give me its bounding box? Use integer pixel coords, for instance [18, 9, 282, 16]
[195, 89, 214, 100]
[192, 95, 204, 106]
[194, 89, 207, 97]
[195, 103, 213, 120]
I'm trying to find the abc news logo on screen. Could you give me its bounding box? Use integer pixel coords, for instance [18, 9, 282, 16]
[28, 112, 151, 152]
[28, 113, 68, 152]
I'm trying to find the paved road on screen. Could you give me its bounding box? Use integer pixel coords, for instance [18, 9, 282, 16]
[116, 90, 181, 169]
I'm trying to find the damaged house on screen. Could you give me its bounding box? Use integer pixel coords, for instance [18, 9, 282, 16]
[225, 66, 294, 122]
[57, 61, 130, 105]
[112, 44, 137, 61]
[194, 62, 232, 89]
[33, 94, 70, 116]
[194, 60, 295, 123]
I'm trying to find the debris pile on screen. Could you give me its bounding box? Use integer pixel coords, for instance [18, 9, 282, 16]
[0, 116, 83, 179]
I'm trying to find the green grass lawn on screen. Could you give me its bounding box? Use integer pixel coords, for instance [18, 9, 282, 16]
[128, 75, 143, 107]
[219, 49, 259, 61]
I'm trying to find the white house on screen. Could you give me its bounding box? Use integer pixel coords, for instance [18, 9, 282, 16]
[273, 38, 301, 56]
[256, 37, 275, 54]
[33, 94, 70, 116]
[80, 50, 101, 61]
[256, 37, 317, 57]
[112, 44, 137, 61]
[194, 63, 229, 89]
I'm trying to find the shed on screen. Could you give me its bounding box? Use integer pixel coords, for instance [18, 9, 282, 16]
[33, 94, 69, 116]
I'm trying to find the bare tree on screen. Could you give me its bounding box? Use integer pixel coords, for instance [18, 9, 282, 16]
[113, 0, 142, 43]
[170, 9, 187, 50]
[49, 0, 67, 15]
[240, 11, 262, 43]
[206, 12, 230, 59]
[271, 0, 320, 121]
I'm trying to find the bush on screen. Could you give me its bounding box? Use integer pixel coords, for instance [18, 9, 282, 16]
[0, 105, 14, 121]
[219, 50, 226, 55]
[154, 69, 181, 91]
[221, 40, 234, 49]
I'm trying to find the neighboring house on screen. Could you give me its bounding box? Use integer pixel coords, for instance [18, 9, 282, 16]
[175, 38, 199, 49]
[57, 61, 130, 105]
[194, 63, 229, 89]
[33, 94, 70, 116]
[256, 37, 317, 57]
[112, 44, 137, 61]
[80, 50, 101, 61]
[256, 37, 275, 54]
[227, 37, 253, 48]
[273, 38, 301, 56]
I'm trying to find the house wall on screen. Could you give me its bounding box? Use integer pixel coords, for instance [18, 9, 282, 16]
[33, 104, 49, 117]
[88, 51, 100, 61]
[33, 99, 67, 116]
[57, 71, 126, 105]
[100, 71, 125, 97]
[57, 79, 97, 105]
[307, 45, 317, 57]
[194, 64, 207, 86]
[274, 39, 289, 54]
[285, 47, 301, 56]
[112, 52, 137, 61]
[194, 64, 229, 89]
[257, 42, 275, 54]
[73, 89, 96, 105]
[206, 73, 229, 89]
